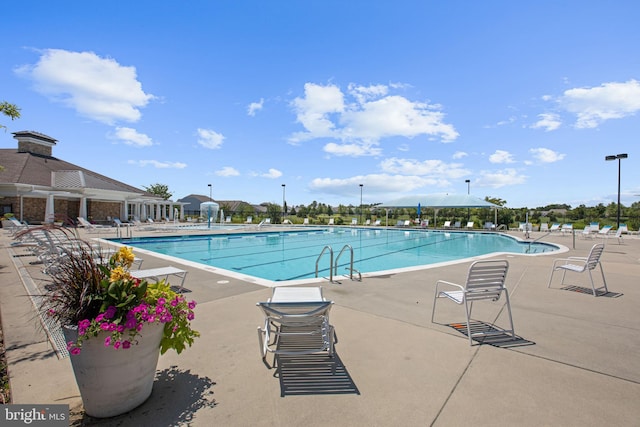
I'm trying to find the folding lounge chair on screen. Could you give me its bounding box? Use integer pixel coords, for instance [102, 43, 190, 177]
[351, 218, 358, 226]
[547, 243, 608, 297]
[540, 223, 549, 232]
[596, 225, 613, 237]
[256, 297, 336, 366]
[328, 218, 335, 225]
[465, 221, 474, 230]
[131, 266, 188, 292]
[549, 223, 561, 232]
[443, 221, 451, 229]
[432, 259, 515, 345]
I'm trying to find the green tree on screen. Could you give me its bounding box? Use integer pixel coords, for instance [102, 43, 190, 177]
[1, 101, 21, 171]
[1, 101, 20, 129]
[143, 183, 173, 200]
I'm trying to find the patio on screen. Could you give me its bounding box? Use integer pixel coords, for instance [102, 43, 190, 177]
[2, 227, 639, 426]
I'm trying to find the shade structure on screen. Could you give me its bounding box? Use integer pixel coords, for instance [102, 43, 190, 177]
[379, 194, 500, 209]
[379, 194, 501, 228]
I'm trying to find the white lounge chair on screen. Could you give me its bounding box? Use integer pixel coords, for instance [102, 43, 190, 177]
[432, 259, 515, 345]
[131, 266, 188, 292]
[4, 217, 29, 235]
[453, 221, 461, 229]
[465, 221, 474, 230]
[540, 223, 549, 232]
[245, 216, 253, 224]
[256, 288, 336, 365]
[77, 217, 111, 233]
[547, 243, 607, 297]
[373, 219, 381, 226]
[561, 223, 573, 235]
[328, 218, 335, 225]
[303, 218, 310, 225]
[596, 225, 613, 237]
[351, 218, 358, 226]
[549, 223, 561, 232]
[443, 221, 451, 229]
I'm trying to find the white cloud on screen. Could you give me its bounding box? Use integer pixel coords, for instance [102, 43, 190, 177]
[289, 83, 344, 143]
[530, 113, 562, 131]
[127, 160, 186, 169]
[112, 127, 153, 147]
[260, 168, 282, 179]
[16, 49, 154, 125]
[479, 168, 526, 188]
[215, 166, 240, 177]
[197, 128, 225, 149]
[289, 82, 459, 150]
[558, 79, 640, 128]
[489, 150, 515, 164]
[529, 147, 565, 163]
[309, 174, 436, 195]
[380, 157, 469, 179]
[247, 98, 264, 116]
[323, 142, 382, 157]
[452, 151, 468, 159]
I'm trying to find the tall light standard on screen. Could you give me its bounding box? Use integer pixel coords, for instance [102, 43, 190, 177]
[465, 179, 471, 222]
[359, 184, 364, 225]
[281, 184, 286, 223]
[605, 153, 628, 229]
[207, 184, 212, 229]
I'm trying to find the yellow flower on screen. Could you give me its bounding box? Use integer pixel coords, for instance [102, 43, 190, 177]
[110, 266, 130, 283]
[115, 246, 135, 269]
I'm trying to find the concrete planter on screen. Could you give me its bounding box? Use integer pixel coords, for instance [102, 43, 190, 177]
[63, 322, 164, 418]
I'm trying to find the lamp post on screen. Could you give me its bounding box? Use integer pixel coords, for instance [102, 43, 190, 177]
[207, 184, 212, 229]
[359, 184, 363, 225]
[465, 179, 471, 222]
[281, 184, 286, 224]
[605, 153, 628, 229]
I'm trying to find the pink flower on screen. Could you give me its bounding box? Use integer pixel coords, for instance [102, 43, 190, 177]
[114, 341, 121, 349]
[104, 306, 117, 319]
[100, 322, 111, 331]
[70, 347, 81, 355]
[122, 341, 131, 349]
[187, 312, 195, 321]
[188, 301, 197, 310]
[157, 297, 166, 306]
[104, 336, 111, 347]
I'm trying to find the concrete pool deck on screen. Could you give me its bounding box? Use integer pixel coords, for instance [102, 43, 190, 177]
[2, 226, 639, 426]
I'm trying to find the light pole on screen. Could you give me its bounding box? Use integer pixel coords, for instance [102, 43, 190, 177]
[359, 184, 363, 225]
[605, 153, 628, 229]
[207, 184, 212, 229]
[281, 184, 286, 224]
[465, 179, 471, 222]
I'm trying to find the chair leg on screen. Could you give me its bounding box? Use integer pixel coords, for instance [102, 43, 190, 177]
[503, 290, 516, 340]
[463, 299, 473, 345]
[598, 263, 608, 294]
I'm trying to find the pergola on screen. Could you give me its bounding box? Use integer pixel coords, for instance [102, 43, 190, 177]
[378, 193, 502, 227]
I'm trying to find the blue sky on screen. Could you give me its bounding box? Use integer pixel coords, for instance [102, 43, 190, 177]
[2, 1, 638, 209]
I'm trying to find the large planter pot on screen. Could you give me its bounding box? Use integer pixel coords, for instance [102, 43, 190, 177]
[63, 322, 164, 418]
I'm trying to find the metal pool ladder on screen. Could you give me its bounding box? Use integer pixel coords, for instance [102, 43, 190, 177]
[315, 244, 361, 283]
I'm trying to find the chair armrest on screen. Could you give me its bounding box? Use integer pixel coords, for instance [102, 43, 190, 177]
[435, 280, 464, 293]
[552, 257, 586, 268]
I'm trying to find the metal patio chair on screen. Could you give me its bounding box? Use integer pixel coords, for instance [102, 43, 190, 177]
[431, 259, 515, 345]
[547, 243, 608, 296]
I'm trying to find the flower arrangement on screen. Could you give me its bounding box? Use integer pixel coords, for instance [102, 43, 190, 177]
[37, 231, 199, 355]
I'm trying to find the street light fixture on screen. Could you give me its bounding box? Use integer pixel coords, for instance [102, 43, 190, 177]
[359, 184, 364, 225]
[281, 184, 286, 224]
[465, 179, 471, 221]
[605, 153, 628, 229]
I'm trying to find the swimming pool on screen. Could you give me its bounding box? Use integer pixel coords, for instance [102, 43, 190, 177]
[110, 228, 559, 284]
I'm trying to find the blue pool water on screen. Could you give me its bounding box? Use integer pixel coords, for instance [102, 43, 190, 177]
[111, 228, 559, 283]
